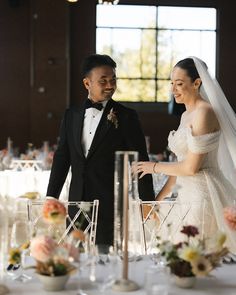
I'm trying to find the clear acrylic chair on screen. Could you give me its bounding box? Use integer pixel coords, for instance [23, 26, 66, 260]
[138, 200, 194, 255]
[27, 200, 99, 248]
[10, 160, 43, 171]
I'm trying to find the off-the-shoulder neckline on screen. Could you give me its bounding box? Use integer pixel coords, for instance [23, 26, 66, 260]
[172, 126, 221, 137]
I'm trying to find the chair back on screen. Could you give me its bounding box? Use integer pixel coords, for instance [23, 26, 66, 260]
[138, 200, 201, 255]
[10, 160, 43, 171]
[27, 200, 99, 248]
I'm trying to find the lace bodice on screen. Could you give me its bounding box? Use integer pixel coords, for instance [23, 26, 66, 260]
[168, 127, 221, 169]
[165, 126, 236, 253]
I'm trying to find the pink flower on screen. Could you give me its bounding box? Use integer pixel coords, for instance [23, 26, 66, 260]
[30, 235, 56, 262]
[224, 206, 236, 230]
[62, 243, 79, 262]
[43, 199, 67, 224]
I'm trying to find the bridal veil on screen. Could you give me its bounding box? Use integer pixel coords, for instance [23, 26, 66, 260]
[191, 56, 236, 190]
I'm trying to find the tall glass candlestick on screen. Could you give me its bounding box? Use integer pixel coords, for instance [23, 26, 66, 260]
[113, 151, 139, 292]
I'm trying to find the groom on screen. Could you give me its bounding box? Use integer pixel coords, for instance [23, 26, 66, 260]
[47, 54, 154, 246]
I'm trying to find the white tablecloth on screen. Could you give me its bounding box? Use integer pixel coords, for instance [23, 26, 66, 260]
[0, 169, 164, 200]
[4, 260, 236, 295]
[0, 170, 69, 200]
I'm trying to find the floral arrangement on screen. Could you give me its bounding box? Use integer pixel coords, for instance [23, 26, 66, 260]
[29, 198, 83, 277]
[158, 225, 228, 278]
[224, 205, 236, 230]
[107, 108, 118, 128]
[9, 241, 30, 265]
[30, 234, 78, 276]
[42, 198, 67, 224]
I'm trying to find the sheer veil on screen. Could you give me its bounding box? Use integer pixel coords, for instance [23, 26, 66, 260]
[190, 56, 236, 188]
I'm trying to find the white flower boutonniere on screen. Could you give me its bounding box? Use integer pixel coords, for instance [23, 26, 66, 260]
[107, 108, 118, 129]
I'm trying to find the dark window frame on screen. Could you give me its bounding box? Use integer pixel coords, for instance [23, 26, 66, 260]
[96, 1, 218, 113]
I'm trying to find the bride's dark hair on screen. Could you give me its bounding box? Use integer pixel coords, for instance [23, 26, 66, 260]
[174, 58, 206, 82]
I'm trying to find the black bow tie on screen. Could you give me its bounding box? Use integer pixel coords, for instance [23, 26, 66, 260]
[85, 99, 103, 111]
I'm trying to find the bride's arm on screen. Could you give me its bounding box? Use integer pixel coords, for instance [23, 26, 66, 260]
[136, 150, 206, 177]
[151, 152, 205, 176]
[137, 105, 219, 178]
[155, 176, 176, 201]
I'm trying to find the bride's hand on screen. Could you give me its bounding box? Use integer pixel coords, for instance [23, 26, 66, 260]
[136, 161, 156, 178]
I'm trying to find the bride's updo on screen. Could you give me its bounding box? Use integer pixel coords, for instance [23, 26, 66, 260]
[174, 58, 207, 83]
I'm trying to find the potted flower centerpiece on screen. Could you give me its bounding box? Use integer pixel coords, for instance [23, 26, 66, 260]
[30, 198, 82, 291]
[158, 225, 228, 288]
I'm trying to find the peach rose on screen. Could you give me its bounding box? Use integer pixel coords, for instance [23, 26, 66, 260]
[30, 235, 56, 262]
[70, 229, 86, 242]
[43, 198, 67, 224]
[224, 206, 236, 230]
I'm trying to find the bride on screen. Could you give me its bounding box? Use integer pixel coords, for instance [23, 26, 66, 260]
[136, 57, 236, 253]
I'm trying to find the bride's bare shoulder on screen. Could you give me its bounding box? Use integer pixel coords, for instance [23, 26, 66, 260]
[193, 103, 220, 134]
[196, 102, 217, 120]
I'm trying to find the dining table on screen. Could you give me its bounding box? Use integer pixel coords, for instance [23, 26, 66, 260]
[0, 168, 167, 202]
[3, 257, 236, 295]
[0, 169, 70, 200]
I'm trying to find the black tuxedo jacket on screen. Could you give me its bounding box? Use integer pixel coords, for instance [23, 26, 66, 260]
[47, 99, 154, 244]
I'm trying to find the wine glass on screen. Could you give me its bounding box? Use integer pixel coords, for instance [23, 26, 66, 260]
[76, 249, 94, 295]
[8, 205, 32, 282]
[74, 235, 94, 295]
[89, 245, 117, 294]
[144, 264, 169, 295]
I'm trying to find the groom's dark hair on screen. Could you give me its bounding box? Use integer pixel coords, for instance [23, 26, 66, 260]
[81, 54, 117, 78]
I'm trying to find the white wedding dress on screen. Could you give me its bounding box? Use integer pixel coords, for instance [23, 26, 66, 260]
[168, 126, 236, 253]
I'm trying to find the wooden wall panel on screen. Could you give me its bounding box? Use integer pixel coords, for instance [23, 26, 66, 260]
[0, 0, 236, 154]
[0, 0, 69, 152]
[217, 3, 236, 110]
[0, 0, 30, 151]
[29, 0, 69, 148]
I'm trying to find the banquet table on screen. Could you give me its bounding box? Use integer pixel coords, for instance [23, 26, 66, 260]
[0, 169, 165, 201]
[4, 259, 236, 295]
[0, 169, 166, 200]
[0, 170, 70, 200]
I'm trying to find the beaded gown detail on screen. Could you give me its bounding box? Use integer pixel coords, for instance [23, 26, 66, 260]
[168, 126, 236, 252]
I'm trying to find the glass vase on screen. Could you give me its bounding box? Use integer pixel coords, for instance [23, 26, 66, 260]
[0, 197, 9, 291]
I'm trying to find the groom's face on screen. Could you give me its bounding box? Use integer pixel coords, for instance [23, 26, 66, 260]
[83, 65, 117, 103]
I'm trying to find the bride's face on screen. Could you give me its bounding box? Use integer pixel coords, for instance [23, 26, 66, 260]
[170, 67, 197, 104]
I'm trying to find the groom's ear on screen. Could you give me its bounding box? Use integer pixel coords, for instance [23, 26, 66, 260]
[194, 78, 202, 90]
[83, 77, 90, 90]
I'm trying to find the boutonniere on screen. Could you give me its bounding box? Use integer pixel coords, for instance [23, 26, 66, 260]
[107, 108, 118, 129]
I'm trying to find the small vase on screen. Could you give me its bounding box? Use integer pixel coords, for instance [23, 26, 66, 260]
[37, 274, 69, 291]
[174, 275, 196, 288]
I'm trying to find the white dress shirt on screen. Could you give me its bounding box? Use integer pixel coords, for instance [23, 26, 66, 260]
[82, 99, 108, 157]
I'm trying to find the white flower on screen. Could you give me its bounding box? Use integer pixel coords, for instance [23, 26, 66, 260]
[191, 256, 213, 277]
[159, 240, 173, 254]
[107, 108, 118, 128]
[178, 245, 201, 263]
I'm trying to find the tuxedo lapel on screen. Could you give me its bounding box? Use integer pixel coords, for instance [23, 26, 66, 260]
[73, 105, 86, 159]
[86, 99, 115, 159]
